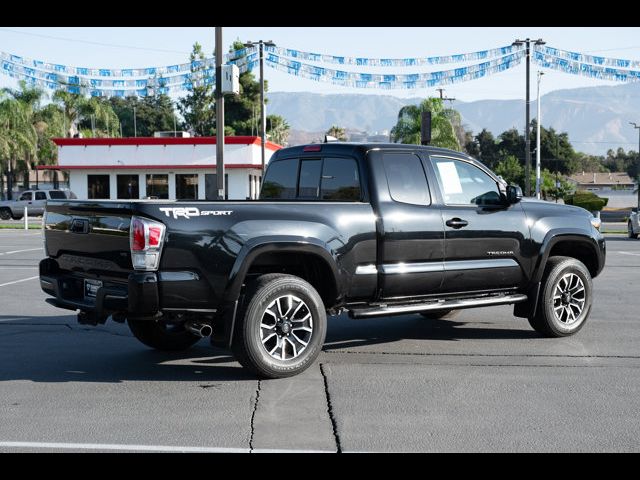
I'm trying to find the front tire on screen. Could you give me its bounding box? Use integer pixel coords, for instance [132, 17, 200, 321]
[127, 319, 202, 351]
[232, 274, 327, 379]
[0, 208, 11, 221]
[629, 222, 638, 239]
[528, 256, 593, 337]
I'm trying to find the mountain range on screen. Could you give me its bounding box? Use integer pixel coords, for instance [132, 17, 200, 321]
[267, 82, 640, 155]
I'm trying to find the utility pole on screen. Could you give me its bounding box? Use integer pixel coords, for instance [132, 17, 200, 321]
[536, 71, 544, 199]
[244, 40, 276, 181]
[630, 122, 640, 209]
[513, 38, 545, 196]
[215, 27, 225, 200]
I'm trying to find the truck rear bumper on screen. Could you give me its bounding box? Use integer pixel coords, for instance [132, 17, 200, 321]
[39, 258, 159, 318]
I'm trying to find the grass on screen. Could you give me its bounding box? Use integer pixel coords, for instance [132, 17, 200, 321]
[0, 224, 42, 229]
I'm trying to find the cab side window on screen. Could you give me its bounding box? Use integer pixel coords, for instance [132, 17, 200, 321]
[382, 153, 431, 206]
[19, 192, 32, 201]
[35, 192, 47, 200]
[433, 157, 502, 206]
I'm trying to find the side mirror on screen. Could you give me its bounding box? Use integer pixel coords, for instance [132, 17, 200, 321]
[506, 185, 523, 204]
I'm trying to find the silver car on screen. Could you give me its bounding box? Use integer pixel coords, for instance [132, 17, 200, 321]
[0, 189, 77, 220]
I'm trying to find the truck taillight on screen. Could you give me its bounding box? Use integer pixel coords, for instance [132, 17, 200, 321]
[130, 216, 166, 271]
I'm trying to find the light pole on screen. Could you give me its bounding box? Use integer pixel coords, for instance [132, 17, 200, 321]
[513, 38, 545, 196]
[536, 71, 544, 199]
[244, 40, 275, 180]
[215, 27, 225, 200]
[630, 122, 640, 209]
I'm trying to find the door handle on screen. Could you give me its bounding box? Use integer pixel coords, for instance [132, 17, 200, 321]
[446, 218, 469, 229]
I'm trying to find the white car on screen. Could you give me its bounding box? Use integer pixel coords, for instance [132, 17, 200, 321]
[629, 208, 640, 239]
[0, 189, 77, 220]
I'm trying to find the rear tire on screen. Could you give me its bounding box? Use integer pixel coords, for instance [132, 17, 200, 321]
[528, 256, 592, 337]
[419, 309, 460, 320]
[629, 222, 638, 239]
[232, 273, 327, 379]
[127, 319, 201, 351]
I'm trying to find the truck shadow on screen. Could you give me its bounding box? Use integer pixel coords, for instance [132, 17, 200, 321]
[323, 312, 540, 351]
[0, 312, 538, 383]
[0, 315, 250, 383]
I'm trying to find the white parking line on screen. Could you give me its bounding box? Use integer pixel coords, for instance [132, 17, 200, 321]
[0, 441, 333, 453]
[614, 251, 640, 257]
[0, 276, 39, 288]
[0, 248, 42, 256]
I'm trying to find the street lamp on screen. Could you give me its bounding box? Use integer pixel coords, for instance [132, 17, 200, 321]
[243, 40, 276, 180]
[513, 38, 545, 196]
[536, 71, 545, 199]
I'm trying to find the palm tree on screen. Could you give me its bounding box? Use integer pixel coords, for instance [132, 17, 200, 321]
[0, 95, 37, 199]
[390, 97, 460, 150]
[325, 125, 347, 141]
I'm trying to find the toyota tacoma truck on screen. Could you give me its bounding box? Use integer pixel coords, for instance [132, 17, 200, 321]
[39, 143, 606, 378]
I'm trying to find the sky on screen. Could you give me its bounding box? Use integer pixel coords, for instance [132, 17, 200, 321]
[1, 27, 640, 103]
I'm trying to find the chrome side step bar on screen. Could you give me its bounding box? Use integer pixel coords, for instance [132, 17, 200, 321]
[349, 293, 528, 319]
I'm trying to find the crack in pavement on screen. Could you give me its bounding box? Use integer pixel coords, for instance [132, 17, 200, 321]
[249, 380, 261, 453]
[322, 349, 640, 359]
[319, 363, 342, 453]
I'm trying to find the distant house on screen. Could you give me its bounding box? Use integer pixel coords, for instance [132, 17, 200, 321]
[566, 171, 635, 191]
[566, 171, 636, 209]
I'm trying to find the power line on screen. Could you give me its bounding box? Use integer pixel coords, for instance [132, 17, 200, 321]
[0, 28, 190, 55]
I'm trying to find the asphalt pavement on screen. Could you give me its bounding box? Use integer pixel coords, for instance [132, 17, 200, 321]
[0, 230, 639, 452]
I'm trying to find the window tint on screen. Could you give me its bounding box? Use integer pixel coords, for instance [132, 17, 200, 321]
[176, 174, 198, 200]
[35, 191, 46, 200]
[261, 158, 299, 199]
[433, 157, 502, 206]
[88, 175, 110, 199]
[117, 174, 140, 199]
[19, 192, 32, 201]
[48, 191, 67, 199]
[382, 153, 430, 205]
[321, 158, 361, 201]
[298, 159, 321, 198]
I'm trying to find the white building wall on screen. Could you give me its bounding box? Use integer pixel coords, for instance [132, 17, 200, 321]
[58, 142, 270, 168]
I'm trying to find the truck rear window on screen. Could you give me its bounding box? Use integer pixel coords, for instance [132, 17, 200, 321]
[48, 191, 67, 199]
[261, 157, 361, 201]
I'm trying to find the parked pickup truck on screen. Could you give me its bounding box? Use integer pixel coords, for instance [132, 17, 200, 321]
[40, 143, 606, 378]
[0, 189, 77, 220]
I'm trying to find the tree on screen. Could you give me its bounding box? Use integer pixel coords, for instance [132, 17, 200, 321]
[267, 115, 290, 146]
[0, 95, 37, 199]
[111, 94, 177, 137]
[178, 42, 216, 136]
[493, 155, 523, 185]
[475, 129, 500, 168]
[390, 97, 460, 150]
[224, 40, 277, 138]
[325, 125, 347, 141]
[77, 97, 120, 138]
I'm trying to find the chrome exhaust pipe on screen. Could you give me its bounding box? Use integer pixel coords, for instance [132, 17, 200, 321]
[185, 320, 213, 338]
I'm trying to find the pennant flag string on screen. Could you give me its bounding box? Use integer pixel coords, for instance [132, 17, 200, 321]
[266, 44, 523, 67]
[535, 45, 640, 70]
[257, 51, 525, 89]
[532, 49, 640, 82]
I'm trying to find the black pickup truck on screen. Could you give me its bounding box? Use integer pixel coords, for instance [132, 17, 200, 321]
[40, 143, 606, 378]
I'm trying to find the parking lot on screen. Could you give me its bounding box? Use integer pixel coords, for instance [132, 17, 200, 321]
[0, 229, 639, 452]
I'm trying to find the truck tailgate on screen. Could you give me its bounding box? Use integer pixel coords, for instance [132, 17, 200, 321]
[44, 201, 134, 279]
